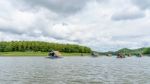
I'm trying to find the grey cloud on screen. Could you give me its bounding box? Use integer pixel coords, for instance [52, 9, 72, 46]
[96, 0, 109, 3]
[111, 11, 145, 21]
[15, 0, 89, 15]
[112, 35, 145, 40]
[0, 26, 58, 40]
[0, 27, 23, 35]
[132, 0, 150, 9]
[0, 26, 45, 38]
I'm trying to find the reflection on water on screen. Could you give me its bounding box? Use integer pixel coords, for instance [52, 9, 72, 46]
[0, 56, 150, 84]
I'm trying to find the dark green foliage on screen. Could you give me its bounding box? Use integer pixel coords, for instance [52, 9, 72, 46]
[0, 41, 91, 53]
[143, 47, 150, 54]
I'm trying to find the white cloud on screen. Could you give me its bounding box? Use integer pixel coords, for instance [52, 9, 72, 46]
[0, 0, 150, 51]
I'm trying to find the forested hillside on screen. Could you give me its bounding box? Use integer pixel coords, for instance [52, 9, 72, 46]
[0, 41, 91, 53]
[98, 47, 150, 56]
[116, 48, 143, 55]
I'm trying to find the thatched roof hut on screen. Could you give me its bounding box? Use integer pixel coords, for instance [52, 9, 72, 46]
[53, 51, 62, 56]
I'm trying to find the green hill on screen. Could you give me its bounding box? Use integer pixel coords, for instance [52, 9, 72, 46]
[98, 47, 150, 56]
[116, 48, 149, 55]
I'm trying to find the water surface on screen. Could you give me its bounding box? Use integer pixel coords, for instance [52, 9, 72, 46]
[0, 56, 150, 84]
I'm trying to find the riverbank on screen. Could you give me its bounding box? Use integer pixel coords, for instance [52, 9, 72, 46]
[0, 52, 91, 56]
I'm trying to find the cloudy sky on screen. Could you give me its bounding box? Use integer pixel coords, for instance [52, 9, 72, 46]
[0, 0, 150, 51]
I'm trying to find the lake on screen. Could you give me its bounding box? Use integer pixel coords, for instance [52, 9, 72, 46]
[0, 56, 150, 84]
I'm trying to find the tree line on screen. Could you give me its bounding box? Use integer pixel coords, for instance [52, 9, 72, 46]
[0, 41, 91, 53]
[143, 47, 150, 54]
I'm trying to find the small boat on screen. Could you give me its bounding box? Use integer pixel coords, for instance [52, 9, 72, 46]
[92, 55, 98, 57]
[91, 52, 98, 57]
[47, 56, 62, 59]
[48, 50, 62, 59]
[117, 53, 125, 58]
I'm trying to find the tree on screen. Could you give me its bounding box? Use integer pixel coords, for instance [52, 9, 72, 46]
[143, 48, 150, 54]
[0, 41, 92, 53]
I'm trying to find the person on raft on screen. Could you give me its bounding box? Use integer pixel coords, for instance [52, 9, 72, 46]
[48, 50, 55, 57]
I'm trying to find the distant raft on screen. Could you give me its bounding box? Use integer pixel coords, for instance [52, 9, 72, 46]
[47, 56, 62, 59]
[117, 53, 125, 58]
[48, 50, 62, 59]
[91, 52, 98, 57]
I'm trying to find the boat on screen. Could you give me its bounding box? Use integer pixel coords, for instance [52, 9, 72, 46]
[117, 53, 125, 58]
[48, 50, 62, 59]
[91, 52, 98, 57]
[47, 56, 62, 59]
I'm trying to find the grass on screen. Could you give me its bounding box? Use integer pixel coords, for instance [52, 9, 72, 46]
[0, 52, 91, 56]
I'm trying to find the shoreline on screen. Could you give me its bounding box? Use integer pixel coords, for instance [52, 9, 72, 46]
[0, 52, 91, 56]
